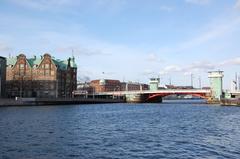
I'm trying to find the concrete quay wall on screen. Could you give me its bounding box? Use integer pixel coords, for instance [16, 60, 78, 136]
[221, 98, 240, 106]
[0, 97, 126, 106]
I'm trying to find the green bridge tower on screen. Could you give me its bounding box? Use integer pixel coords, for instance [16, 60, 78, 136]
[149, 78, 160, 91]
[208, 71, 224, 100]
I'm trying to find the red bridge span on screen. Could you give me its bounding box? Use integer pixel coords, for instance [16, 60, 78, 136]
[98, 89, 211, 103]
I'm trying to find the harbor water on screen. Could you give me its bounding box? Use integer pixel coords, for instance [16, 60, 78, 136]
[1, 100, 240, 159]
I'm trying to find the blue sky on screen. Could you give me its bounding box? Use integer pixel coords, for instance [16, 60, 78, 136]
[0, 0, 240, 89]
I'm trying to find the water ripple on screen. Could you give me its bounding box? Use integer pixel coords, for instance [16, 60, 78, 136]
[1, 101, 240, 158]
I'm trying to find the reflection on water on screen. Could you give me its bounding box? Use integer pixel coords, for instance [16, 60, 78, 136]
[0, 101, 240, 159]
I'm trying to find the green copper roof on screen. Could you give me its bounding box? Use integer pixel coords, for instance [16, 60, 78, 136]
[52, 59, 68, 70]
[7, 57, 17, 65]
[7, 55, 77, 70]
[27, 57, 42, 67]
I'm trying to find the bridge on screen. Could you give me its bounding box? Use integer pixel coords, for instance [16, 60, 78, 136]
[97, 89, 211, 103]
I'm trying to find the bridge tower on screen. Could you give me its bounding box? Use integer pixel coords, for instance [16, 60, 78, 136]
[149, 78, 160, 91]
[208, 71, 224, 100]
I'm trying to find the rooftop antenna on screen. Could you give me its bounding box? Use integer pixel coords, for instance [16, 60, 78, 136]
[198, 76, 202, 89]
[238, 73, 240, 91]
[191, 73, 194, 87]
[236, 72, 238, 90]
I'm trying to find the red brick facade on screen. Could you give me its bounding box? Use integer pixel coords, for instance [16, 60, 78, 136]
[89, 79, 149, 93]
[6, 53, 77, 98]
[90, 79, 121, 93]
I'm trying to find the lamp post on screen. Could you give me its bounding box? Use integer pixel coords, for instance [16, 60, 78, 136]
[191, 73, 194, 88]
[198, 76, 202, 89]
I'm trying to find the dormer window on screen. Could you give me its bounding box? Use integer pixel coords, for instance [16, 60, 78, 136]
[20, 64, 24, 69]
[45, 64, 49, 69]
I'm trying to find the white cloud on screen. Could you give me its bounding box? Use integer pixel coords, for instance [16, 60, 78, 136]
[187, 61, 215, 71]
[8, 0, 72, 10]
[235, 0, 240, 9]
[7, 0, 126, 12]
[142, 69, 156, 76]
[185, 0, 211, 5]
[159, 56, 240, 76]
[159, 65, 183, 75]
[146, 53, 164, 63]
[159, 60, 216, 75]
[219, 57, 240, 66]
[0, 42, 11, 53]
[56, 46, 111, 57]
[159, 16, 240, 54]
[159, 5, 174, 12]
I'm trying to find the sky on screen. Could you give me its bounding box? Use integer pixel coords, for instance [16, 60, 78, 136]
[0, 0, 240, 89]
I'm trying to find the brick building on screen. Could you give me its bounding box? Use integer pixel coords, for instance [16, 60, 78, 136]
[6, 53, 77, 98]
[89, 79, 149, 93]
[121, 82, 149, 91]
[90, 79, 121, 93]
[0, 56, 6, 98]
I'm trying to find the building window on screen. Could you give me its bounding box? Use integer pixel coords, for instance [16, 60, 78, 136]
[45, 64, 49, 69]
[45, 70, 50, 76]
[51, 71, 55, 76]
[20, 64, 24, 69]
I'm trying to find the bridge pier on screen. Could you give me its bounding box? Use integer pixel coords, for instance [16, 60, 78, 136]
[125, 94, 162, 103]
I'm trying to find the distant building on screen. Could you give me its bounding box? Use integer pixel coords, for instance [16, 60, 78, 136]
[89, 79, 149, 93]
[76, 82, 94, 94]
[90, 79, 121, 93]
[165, 85, 194, 89]
[0, 56, 6, 98]
[6, 53, 77, 98]
[120, 82, 149, 91]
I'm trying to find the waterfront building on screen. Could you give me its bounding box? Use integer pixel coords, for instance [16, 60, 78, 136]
[165, 85, 194, 89]
[88, 79, 149, 93]
[208, 71, 224, 100]
[90, 79, 121, 93]
[76, 82, 94, 94]
[6, 53, 77, 98]
[120, 82, 149, 91]
[89, 79, 149, 93]
[0, 56, 6, 98]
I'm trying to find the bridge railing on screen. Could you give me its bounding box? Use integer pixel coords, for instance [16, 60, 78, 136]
[96, 89, 211, 95]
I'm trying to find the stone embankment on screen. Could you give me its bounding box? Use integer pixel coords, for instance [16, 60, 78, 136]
[221, 98, 240, 106]
[0, 97, 126, 106]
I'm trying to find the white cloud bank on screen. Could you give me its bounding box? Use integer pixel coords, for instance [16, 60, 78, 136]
[159, 57, 240, 75]
[0, 41, 11, 53]
[235, 0, 240, 9]
[185, 0, 211, 5]
[7, 0, 126, 12]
